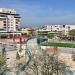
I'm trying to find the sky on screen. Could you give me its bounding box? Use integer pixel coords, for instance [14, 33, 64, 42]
[0, 0, 75, 26]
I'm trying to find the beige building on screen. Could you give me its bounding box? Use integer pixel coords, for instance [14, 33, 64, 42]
[69, 25, 75, 30]
[0, 8, 21, 32]
[37, 25, 75, 35]
[0, 20, 4, 29]
[21, 28, 30, 35]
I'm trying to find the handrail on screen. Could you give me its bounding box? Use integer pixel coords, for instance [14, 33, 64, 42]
[16, 37, 35, 75]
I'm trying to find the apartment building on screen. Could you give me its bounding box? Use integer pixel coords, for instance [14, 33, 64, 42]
[0, 8, 20, 32]
[37, 25, 75, 35]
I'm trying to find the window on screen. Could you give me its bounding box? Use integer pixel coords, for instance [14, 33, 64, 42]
[4, 24, 6, 26]
[68, 26, 70, 29]
[57, 28, 59, 30]
[16, 25, 18, 28]
[16, 19, 20, 22]
[63, 25, 65, 28]
[0, 15, 6, 17]
[11, 27, 13, 28]
[43, 28, 46, 30]
[51, 27, 52, 29]
[4, 21, 6, 23]
[4, 27, 6, 28]
[55, 30, 57, 32]
[16, 22, 18, 24]
[16, 24, 18, 26]
[55, 25, 57, 27]
[11, 24, 13, 26]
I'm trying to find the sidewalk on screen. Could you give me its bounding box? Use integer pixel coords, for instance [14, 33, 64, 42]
[58, 53, 75, 71]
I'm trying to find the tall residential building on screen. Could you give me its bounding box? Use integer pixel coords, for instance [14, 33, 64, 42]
[0, 8, 21, 32]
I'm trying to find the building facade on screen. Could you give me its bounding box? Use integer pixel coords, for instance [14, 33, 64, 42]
[37, 25, 75, 35]
[0, 8, 20, 32]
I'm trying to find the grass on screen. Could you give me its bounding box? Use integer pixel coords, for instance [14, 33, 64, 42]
[42, 42, 75, 48]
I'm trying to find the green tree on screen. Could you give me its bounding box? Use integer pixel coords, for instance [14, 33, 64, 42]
[48, 33, 55, 38]
[69, 29, 75, 36]
[24, 50, 66, 75]
[0, 53, 8, 75]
